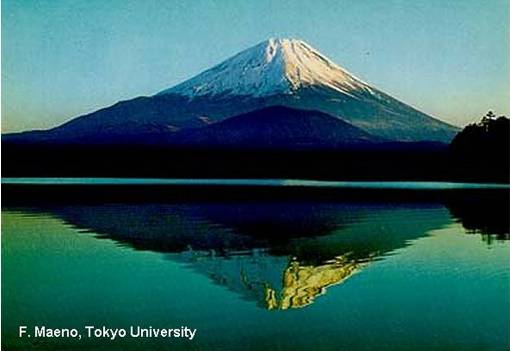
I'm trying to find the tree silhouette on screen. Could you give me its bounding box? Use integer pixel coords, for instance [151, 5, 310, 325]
[450, 111, 509, 182]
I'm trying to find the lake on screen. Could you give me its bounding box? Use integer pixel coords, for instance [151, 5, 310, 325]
[2, 180, 509, 350]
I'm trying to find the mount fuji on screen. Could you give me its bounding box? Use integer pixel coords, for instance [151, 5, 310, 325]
[4, 38, 458, 147]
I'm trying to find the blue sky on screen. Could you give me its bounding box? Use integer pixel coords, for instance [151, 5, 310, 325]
[2, 0, 509, 132]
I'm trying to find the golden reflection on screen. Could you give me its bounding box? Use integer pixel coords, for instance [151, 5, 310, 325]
[264, 254, 366, 310]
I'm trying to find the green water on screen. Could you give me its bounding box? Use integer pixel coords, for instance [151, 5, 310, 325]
[2, 198, 510, 350]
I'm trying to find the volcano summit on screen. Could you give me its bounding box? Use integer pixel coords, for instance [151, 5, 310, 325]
[159, 38, 372, 98]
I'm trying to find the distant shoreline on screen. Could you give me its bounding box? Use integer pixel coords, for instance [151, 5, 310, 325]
[3, 143, 508, 184]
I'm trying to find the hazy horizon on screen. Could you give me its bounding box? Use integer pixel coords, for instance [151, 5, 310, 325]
[2, 0, 509, 133]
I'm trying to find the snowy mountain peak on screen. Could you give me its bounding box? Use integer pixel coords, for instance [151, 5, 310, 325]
[158, 38, 371, 98]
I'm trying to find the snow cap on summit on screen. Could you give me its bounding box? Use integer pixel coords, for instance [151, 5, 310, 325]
[158, 38, 371, 98]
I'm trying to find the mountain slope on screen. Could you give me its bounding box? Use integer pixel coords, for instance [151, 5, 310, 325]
[4, 38, 459, 144]
[171, 106, 383, 149]
[5, 106, 384, 149]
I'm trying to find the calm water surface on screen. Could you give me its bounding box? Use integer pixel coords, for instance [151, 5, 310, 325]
[2, 183, 510, 350]
[3, 177, 510, 189]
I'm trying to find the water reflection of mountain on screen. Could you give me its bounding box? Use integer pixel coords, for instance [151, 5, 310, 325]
[8, 202, 456, 309]
[181, 251, 368, 310]
[13, 202, 451, 258]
